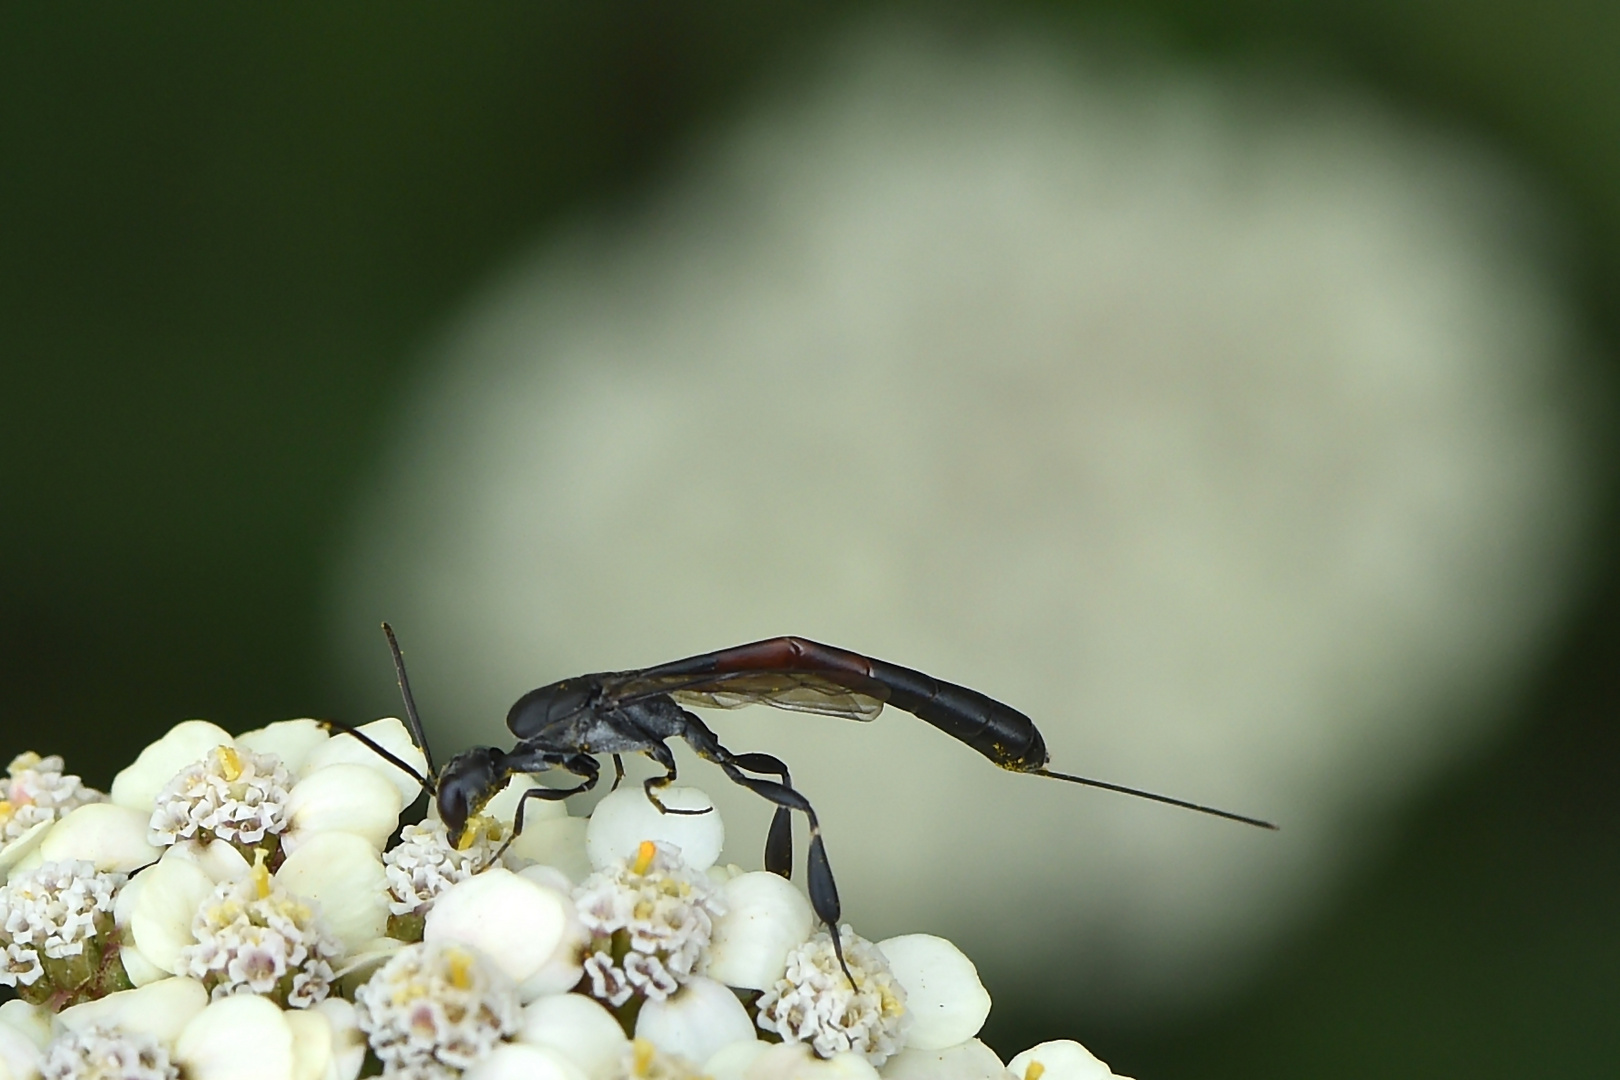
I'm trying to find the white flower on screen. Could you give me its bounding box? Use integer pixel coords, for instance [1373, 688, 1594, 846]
[383, 819, 496, 923]
[756, 926, 910, 1066]
[353, 941, 520, 1076]
[584, 787, 723, 873]
[177, 862, 343, 1007]
[633, 976, 754, 1066]
[0, 1000, 47, 1080]
[1005, 1040, 1118, 1080]
[0, 753, 107, 879]
[462, 1043, 588, 1080]
[704, 871, 815, 990]
[517, 992, 628, 1080]
[613, 1038, 707, 1080]
[39, 1024, 177, 1080]
[113, 719, 422, 863]
[574, 840, 725, 1006]
[873, 935, 990, 1051]
[880, 1039, 1009, 1079]
[0, 860, 125, 1005]
[422, 868, 585, 1000]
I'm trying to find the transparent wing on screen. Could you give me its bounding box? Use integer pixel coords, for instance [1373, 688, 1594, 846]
[609, 669, 886, 722]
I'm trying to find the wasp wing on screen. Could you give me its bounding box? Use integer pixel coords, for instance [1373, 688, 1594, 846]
[604, 669, 886, 722]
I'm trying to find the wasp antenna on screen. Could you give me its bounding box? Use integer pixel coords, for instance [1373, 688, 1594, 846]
[319, 718, 436, 796]
[1033, 768, 1277, 830]
[383, 621, 437, 778]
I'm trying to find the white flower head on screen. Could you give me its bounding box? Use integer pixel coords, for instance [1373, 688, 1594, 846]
[0, 859, 125, 1005]
[354, 940, 521, 1075]
[40, 1023, 178, 1080]
[756, 926, 910, 1066]
[177, 858, 342, 1008]
[148, 745, 292, 851]
[573, 841, 725, 1007]
[0, 753, 107, 875]
[384, 818, 499, 928]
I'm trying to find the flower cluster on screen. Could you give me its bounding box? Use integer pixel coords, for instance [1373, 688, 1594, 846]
[0, 721, 1134, 1080]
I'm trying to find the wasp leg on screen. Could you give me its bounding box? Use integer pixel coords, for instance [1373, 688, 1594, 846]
[673, 714, 854, 985]
[491, 754, 598, 863]
[726, 751, 795, 879]
[611, 754, 626, 791]
[641, 740, 713, 816]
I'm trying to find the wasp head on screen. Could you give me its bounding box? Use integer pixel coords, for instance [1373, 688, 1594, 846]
[436, 745, 510, 849]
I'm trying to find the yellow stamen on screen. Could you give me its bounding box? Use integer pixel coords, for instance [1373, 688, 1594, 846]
[632, 840, 657, 876]
[631, 1038, 655, 1076]
[0, 800, 12, 824]
[218, 746, 244, 783]
[1024, 1063, 1046, 1080]
[446, 947, 474, 990]
[456, 814, 494, 851]
[251, 849, 272, 900]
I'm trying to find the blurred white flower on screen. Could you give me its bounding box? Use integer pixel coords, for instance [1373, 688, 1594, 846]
[353, 941, 520, 1077]
[334, 24, 1594, 1011]
[56, 976, 209, 1050]
[733, 1041, 882, 1080]
[173, 993, 299, 1080]
[757, 926, 910, 1066]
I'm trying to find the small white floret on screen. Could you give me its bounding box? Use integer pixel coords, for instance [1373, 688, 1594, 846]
[518, 992, 629, 1080]
[756, 926, 910, 1067]
[353, 941, 520, 1076]
[0, 1009, 45, 1080]
[585, 787, 722, 872]
[382, 819, 496, 923]
[633, 976, 755, 1066]
[0, 859, 125, 998]
[147, 746, 292, 849]
[1005, 1040, 1115, 1080]
[705, 871, 814, 990]
[875, 935, 991, 1051]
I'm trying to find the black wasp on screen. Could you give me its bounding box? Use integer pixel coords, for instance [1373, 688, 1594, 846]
[335, 625, 1275, 980]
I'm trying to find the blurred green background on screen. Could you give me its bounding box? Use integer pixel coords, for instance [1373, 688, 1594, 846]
[3, 3, 1617, 1076]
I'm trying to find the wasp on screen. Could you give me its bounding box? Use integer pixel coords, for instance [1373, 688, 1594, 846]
[336, 625, 1275, 980]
